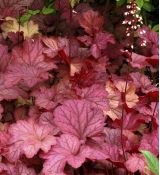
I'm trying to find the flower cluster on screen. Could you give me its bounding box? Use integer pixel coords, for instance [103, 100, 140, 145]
[123, 1, 143, 37]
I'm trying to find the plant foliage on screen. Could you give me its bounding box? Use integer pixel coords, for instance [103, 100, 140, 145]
[0, 0, 158, 174]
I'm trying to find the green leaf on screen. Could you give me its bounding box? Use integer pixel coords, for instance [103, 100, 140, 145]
[70, 0, 80, 8]
[45, 0, 54, 7]
[141, 150, 159, 175]
[42, 7, 56, 14]
[19, 9, 40, 24]
[136, 0, 144, 8]
[28, 9, 40, 15]
[19, 13, 32, 24]
[152, 24, 159, 32]
[116, 0, 126, 6]
[143, 2, 155, 12]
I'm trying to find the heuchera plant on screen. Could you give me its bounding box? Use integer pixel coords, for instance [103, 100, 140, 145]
[0, 0, 158, 175]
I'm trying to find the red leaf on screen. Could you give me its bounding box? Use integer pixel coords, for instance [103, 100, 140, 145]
[145, 55, 159, 68]
[147, 91, 159, 102]
[58, 50, 71, 64]
[0, 44, 10, 72]
[79, 10, 104, 36]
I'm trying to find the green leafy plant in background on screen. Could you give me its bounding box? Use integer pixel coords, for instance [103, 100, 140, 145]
[19, 9, 40, 24]
[141, 150, 159, 175]
[19, 0, 56, 24]
[152, 24, 159, 32]
[116, 0, 155, 12]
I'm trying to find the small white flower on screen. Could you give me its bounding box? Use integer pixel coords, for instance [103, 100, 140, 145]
[126, 33, 131, 36]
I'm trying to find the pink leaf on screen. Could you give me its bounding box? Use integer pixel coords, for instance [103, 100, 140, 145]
[114, 113, 146, 131]
[39, 112, 59, 135]
[139, 129, 158, 156]
[78, 84, 109, 111]
[104, 128, 122, 148]
[77, 35, 93, 46]
[91, 32, 115, 57]
[94, 32, 115, 50]
[5, 39, 57, 88]
[90, 44, 101, 58]
[54, 100, 105, 141]
[42, 134, 87, 174]
[42, 36, 59, 58]
[125, 154, 146, 174]
[32, 86, 58, 110]
[6, 118, 56, 161]
[130, 52, 148, 68]
[0, 162, 36, 175]
[130, 72, 158, 93]
[0, 74, 27, 101]
[104, 128, 126, 162]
